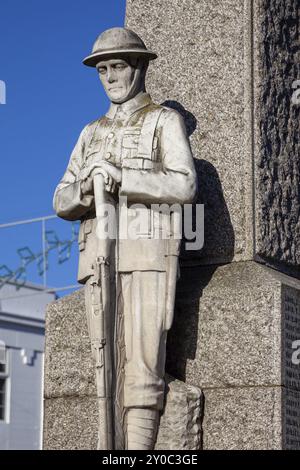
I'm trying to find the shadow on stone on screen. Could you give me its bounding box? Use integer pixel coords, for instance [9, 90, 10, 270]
[161, 100, 197, 137]
[161, 100, 235, 264]
[192, 159, 235, 262]
[162, 101, 234, 384]
[166, 265, 217, 382]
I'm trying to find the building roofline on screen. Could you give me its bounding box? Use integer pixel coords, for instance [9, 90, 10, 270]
[0, 310, 45, 330]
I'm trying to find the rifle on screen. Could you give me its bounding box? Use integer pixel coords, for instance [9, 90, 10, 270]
[90, 172, 114, 450]
[165, 210, 181, 330]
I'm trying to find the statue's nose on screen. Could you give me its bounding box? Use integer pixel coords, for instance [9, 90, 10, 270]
[107, 69, 115, 83]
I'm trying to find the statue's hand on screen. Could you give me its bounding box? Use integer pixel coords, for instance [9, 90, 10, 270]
[80, 175, 93, 195]
[90, 161, 122, 184]
[93, 167, 118, 194]
[81, 162, 120, 195]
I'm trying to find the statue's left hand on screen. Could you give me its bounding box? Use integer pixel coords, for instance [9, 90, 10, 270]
[92, 161, 122, 184]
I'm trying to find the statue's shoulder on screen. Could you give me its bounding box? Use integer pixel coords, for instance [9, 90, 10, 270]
[148, 102, 185, 127]
[144, 101, 183, 122]
[151, 100, 182, 115]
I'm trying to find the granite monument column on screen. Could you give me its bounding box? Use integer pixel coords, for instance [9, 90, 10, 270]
[125, 0, 300, 450]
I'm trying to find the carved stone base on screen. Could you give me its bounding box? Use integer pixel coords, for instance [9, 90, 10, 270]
[155, 375, 202, 450]
[167, 261, 300, 450]
[43, 261, 300, 450]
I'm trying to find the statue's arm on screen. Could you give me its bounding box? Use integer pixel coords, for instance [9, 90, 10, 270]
[119, 110, 197, 205]
[53, 126, 95, 221]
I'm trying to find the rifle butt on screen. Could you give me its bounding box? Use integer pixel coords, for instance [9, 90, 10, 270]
[97, 397, 114, 450]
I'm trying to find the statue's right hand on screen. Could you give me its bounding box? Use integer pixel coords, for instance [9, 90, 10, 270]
[80, 167, 116, 195]
[92, 168, 118, 195]
[80, 162, 107, 181]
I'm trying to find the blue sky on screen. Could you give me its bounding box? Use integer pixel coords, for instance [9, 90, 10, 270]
[0, 0, 126, 291]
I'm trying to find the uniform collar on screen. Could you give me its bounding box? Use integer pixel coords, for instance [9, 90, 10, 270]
[106, 92, 152, 119]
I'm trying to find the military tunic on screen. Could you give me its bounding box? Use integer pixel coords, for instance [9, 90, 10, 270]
[53, 92, 197, 410]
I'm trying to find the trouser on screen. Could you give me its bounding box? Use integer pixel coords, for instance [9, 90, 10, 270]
[84, 270, 168, 412]
[120, 271, 167, 411]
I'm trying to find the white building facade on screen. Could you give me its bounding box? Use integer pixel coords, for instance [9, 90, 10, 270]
[0, 283, 55, 450]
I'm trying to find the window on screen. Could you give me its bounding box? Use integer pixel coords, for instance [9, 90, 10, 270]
[0, 341, 8, 421]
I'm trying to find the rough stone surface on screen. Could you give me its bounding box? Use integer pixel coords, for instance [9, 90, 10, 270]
[44, 261, 300, 449]
[167, 261, 284, 388]
[126, 0, 254, 265]
[202, 387, 282, 450]
[44, 289, 95, 398]
[255, 0, 300, 269]
[203, 386, 300, 450]
[43, 396, 98, 450]
[126, 0, 300, 271]
[166, 261, 300, 449]
[156, 375, 203, 450]
[44, 293, 203, 450]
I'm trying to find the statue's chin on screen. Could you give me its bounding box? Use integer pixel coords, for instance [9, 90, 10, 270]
[111, 88, 144, 105]
[111, 96, 128, 104]
[110, 82, 145, 105]
[110, 89, 136, 104]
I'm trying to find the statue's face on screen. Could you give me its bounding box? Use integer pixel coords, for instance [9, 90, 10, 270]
[97, 58, 137, 104]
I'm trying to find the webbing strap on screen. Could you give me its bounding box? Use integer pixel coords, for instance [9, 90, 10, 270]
[137, 107, 164, 161]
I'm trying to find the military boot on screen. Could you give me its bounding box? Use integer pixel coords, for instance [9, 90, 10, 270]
[126, 408, 159, 450]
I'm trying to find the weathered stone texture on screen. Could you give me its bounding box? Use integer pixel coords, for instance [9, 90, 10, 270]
[126, 0, 300, 271]
[44, 289, 96, 398]
[166, 261, 300, 449]
[202, 387, 282, 450]
[43, 396, 98, 450]
[255, 0, 300, 268]
[168, 262, 300, 393]
[156, 376, 203, 450]
[44, 292, 203, 450]
[167, 261, 283, 388]
[44, 262, 300, 449]
[126, 0, 253, 264]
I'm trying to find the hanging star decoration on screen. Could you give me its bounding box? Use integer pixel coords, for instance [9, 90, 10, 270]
[0, 222, 79, 289]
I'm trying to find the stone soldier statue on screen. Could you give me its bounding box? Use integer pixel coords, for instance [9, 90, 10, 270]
[53, 27, 197, 450]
